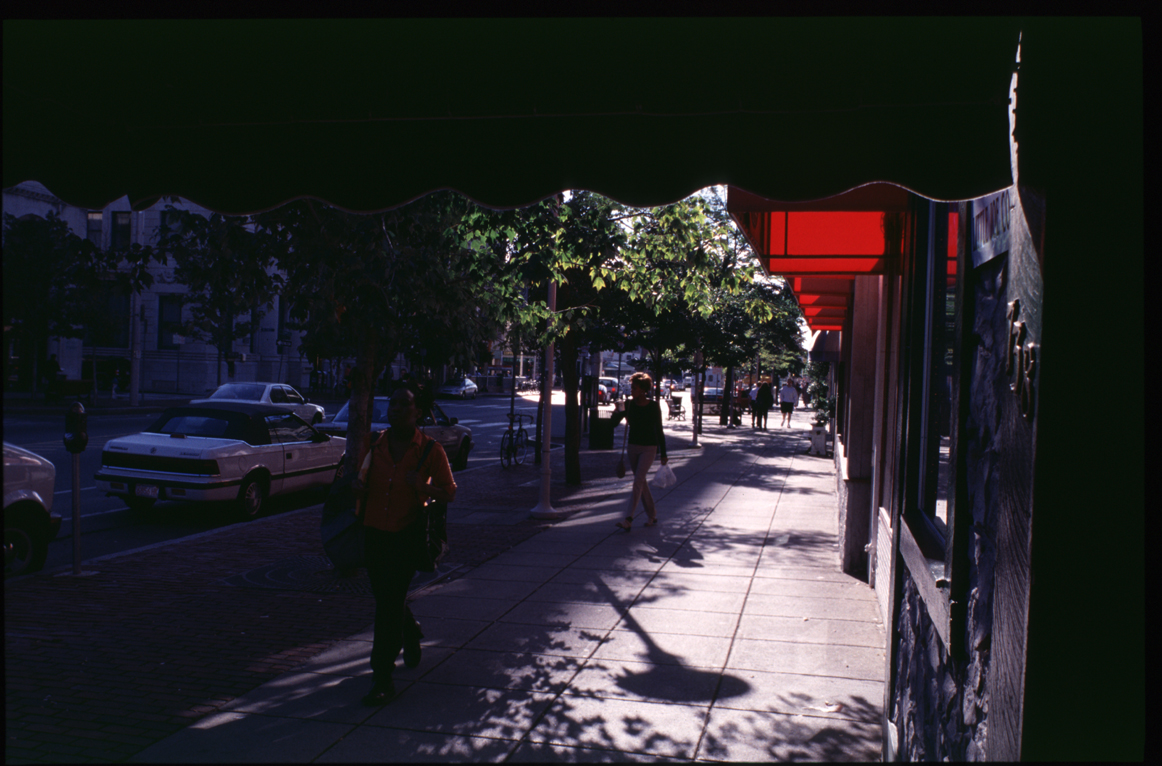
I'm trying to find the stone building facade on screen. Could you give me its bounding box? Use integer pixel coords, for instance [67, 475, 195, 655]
[3, 181, 311, 396]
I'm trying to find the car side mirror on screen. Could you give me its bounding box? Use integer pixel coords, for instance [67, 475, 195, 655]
[313, 431, 329, 442]
[450, 417, 458, 425]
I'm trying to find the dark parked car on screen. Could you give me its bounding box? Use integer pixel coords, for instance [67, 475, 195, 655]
[318, 398, 473, 471]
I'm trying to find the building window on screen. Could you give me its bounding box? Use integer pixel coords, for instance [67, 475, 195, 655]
[896, 201, 956, 552]
[277, 295, 290, 337]
[87, 211, 103, 247]
[249, 297, 265, 355]
[111, 212, 132, 250]
[158, 295, 183, 351]
[85, 283, 131, 349]
[158, 208, 185, 238]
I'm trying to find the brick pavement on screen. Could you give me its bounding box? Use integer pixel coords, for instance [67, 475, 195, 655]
[3, 444, 640, 763]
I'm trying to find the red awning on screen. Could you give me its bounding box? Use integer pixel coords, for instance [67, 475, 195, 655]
[729, 184, 958, 331]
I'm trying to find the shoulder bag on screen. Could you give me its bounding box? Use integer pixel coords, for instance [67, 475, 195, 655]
[320, 433, 383, 570]
[412, 436, 450, 573]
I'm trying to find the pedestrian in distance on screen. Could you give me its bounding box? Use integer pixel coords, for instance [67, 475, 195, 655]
[755, 381, 775, 430]
[350, 387, 457, 706]
[611, 372, 668, 531]
[749, 382, 760, 428]
[779, 378, 800, 427]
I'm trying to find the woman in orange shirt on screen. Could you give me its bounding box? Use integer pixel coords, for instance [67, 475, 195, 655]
[352, 387, 456, 705]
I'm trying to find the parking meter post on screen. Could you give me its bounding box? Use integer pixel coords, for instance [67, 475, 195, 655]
[72, 453, 81, 575]
[63, 402, 89, 575]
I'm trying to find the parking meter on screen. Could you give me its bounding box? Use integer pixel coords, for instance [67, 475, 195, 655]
[63, 402, 88, 574]
[64, 402, 88, 453]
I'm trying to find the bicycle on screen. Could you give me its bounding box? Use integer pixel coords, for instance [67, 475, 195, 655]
[500, 412, 533, 467]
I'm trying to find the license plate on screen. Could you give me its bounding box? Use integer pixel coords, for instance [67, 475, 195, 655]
[135, 484, 159, 498]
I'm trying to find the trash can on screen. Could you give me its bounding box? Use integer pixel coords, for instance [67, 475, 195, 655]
[810, 425, 828, 456]
[589, 409, 615, 450]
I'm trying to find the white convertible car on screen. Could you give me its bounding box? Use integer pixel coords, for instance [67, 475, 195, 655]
[95, 402, 345, 518]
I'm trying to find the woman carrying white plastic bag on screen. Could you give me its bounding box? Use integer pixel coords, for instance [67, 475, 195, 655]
[610, 372, 668, 530]
[652, 463, 677, 489]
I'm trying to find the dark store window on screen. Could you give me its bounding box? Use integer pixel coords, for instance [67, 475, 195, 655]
[87, 211, 102, 247]
[85, 284, 131, 348]
[158, 295, 183, 350]
[111, 211, 131, 250]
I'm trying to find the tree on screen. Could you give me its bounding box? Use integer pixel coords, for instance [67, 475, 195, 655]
[747, 278, 807, 379]
[607, 193, 751, 395]
[156, 208, 283, 388]
[256, 193, 514, 472]
[3, 211, 155, 393]
[606, 188, 805, 424]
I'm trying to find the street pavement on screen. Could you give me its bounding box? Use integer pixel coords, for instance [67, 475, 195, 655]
[5, 403, 884, 763]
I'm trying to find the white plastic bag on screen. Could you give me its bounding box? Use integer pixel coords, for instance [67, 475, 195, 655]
[652, 464, 677, 489]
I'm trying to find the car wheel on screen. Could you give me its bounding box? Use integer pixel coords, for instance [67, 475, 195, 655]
[312, 412, 323, 424]
[237, 474, 268, 520]
[453, 439, 471, 471]
[4, 513, 47, 577]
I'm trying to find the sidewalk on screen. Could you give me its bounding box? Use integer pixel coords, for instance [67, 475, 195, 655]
[5, 410, 882, 763]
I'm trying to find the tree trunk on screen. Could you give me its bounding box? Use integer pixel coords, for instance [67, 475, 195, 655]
[697, 366, 707, 435]
[344, 330, 382, 475]
[559, 330, 581, 485]
[650, 348, 663, 400]
[534, 346, 544, 467]
[721, 365, 734, 425]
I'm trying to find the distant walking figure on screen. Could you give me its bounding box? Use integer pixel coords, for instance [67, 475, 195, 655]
[755, 381, 775, 430]
[779, 379, 799, 427]
[611, 372, 668, 530]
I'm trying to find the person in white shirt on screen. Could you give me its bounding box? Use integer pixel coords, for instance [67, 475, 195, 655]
[779, 380, 800, 427]
[749, 384, 760, 428]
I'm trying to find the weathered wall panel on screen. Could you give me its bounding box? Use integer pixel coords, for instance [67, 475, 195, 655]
[892, 570, 981, 760]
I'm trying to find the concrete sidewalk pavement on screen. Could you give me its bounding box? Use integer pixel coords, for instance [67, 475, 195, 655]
[126, 412, 884, 763]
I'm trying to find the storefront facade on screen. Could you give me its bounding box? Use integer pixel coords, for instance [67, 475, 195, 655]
[727, 35, 1138, 752]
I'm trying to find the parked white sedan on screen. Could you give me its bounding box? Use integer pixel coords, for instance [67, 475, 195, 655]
[436, 377, 479, 400]
[4, 443, 62, 576]
[95, 402, 345, 519]
[193, 382, 326, 423]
